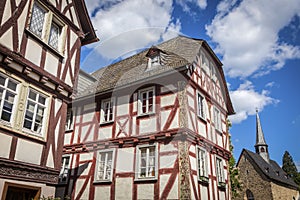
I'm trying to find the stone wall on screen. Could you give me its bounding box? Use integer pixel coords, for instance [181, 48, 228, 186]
[271, 182, 299, 200]
[234, 154, 273, 200]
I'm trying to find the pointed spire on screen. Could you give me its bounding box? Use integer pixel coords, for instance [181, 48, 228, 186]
[255, 109, 270, 163]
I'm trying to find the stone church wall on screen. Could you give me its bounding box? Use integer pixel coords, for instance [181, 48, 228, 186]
[271, 182, 299, 200]
[234, 154, 273, 200]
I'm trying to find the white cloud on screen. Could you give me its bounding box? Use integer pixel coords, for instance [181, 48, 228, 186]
[162, 18, 182, 41]
[296, 161, 300, 171]
[84, 0, 181, 61]
[206, 0, 300, 78]
[265, 81, 275, 88]
[229, 81, 279, 124]
[175, 0, 207, 12]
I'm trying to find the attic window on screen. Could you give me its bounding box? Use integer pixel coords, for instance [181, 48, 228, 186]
[146, 47, 161, 70]
[276, 171, 280, 176]
[265, 167, 269, 173]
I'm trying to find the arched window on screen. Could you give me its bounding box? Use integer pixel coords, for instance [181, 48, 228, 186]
[246, 189, 254, 200]
[260, 147, 265, 152]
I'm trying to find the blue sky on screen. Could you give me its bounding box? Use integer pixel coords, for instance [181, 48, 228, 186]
[81, 0, 300, 169]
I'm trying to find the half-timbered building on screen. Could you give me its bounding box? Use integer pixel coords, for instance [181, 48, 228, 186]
[61, 36, 234, 200]
[0, 0, 98, 199]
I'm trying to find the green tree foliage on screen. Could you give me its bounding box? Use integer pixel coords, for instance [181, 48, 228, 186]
[282, 151, 300, 190]
[227, 120, 242, 198]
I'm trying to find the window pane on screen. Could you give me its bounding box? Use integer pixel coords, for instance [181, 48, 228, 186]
[0, 75, 5, 86]
[23, 119, 32, 129]
[27, 102, 35, 113]
[29, 90, 37, 100]
[37, 106, 44, 116]
[29, 3, 46, 37]
[1, 110, 11, 121]
[48, 22, 60, 49]
[38, 95, 46, 105]
[0, 88, 3, 98]
[7, 80, 17, 91]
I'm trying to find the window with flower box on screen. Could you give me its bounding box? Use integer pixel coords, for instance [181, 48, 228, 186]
[94, 149, 115, 182]
[216, 157, 225, 187]
[135, 144, 158, 180]
[196, 146, 209, 182]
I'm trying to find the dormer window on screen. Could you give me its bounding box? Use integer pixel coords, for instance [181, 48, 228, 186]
[146, 47, 161, 70]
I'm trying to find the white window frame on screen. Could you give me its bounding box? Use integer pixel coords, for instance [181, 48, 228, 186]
[216, 157, 225, 186]
[28, 1, 66, 53]
[94, 149, 115, 183]
[197, 92, 205, 120]
[138, 87, 155, 116]
[100, 97, 115, 124]
[196, 146, 209, 182]
[59, 155, 70, 184]
[135, 143, 158, 181]
[214, 107, 222, 132]
[0, 73, 19, 125]
[65, 107, 74, 131]
[22, 88, 49, 136]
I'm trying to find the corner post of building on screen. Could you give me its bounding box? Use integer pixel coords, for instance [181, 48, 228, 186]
[177, 80, 191, 199]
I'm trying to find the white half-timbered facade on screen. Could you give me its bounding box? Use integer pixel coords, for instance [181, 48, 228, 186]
[0, 0, 98, 199]
[62, 36, 234, 200]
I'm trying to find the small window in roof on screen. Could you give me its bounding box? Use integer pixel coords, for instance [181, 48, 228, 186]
[146, 47, 161, 70]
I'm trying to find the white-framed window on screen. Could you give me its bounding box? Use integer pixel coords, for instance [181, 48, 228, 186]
[23, 89, 48, 135]
[196, 146, 209, 182]
[0, 73, 19, 124]
[214, 107, 221, 132]
[100, 98, 115, 124]
[197, 92, 205, 120]
[135, 144, 158, 180]
[59, 155, 70, 184]
[138, 87, 155, 115]
[216, 157, 225, 186]
[28, 1, 66, 52]
[151, 55, 160, 66]
[65, 107, 73, 131]
[94, 149, 115, 182]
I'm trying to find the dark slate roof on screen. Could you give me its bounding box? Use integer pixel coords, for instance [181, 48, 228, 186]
[241, 149, 299, 189]
[78, 36, 234, 114]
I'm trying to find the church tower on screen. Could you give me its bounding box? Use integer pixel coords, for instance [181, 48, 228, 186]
[254, 110, 270, 163]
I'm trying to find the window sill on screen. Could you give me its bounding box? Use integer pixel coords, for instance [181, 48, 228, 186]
[65, 129, 73, 133]
[218, 182, 226, 189]
[22, 128, 45, 140]
[215, 128, 223, 135]
[99, 120, 114, 127]
[137, 112, 155, 119]
[93, 180, 112, 185]
[134, 177, 157, 182]
[0, 124, 46, 143]
[25, 29, 65, 59]
[57, 181, 68, 185]
[198, 176, 209, 184]
[197, 115, 207, 123]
